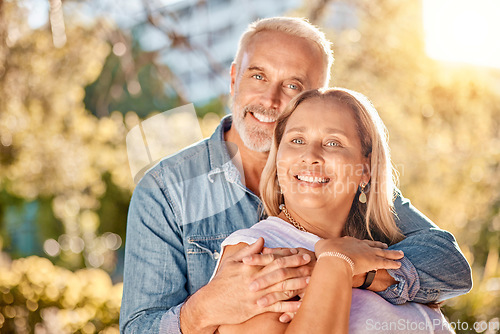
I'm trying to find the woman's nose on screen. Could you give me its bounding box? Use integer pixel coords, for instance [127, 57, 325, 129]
[301, 144, 324, 164]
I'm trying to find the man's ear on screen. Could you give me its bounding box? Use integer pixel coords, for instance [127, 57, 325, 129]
[230, 62, 237, 97]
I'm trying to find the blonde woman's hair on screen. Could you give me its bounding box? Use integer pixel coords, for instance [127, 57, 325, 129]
[234, 17, 334, 87]
[260, 88, 404, 244]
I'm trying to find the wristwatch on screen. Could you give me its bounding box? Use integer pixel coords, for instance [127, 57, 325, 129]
[359, 270, 377, 289]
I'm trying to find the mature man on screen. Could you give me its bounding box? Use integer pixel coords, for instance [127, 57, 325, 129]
[120, 17, 471, 333]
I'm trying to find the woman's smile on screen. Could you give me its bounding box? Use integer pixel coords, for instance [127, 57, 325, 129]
[294, 174, 330, 184]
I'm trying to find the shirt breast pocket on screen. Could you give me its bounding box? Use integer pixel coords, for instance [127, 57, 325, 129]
[186, 233, 230, 293]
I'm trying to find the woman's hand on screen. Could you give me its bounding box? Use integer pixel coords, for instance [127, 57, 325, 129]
[314, 237, 404, 276]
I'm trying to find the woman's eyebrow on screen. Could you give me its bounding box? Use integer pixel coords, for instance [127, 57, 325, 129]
[286, 126, 347, 136]
[324, 128, 348, 136]
[285, 126, 306, 133]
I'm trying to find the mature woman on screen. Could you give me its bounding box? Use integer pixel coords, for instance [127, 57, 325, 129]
[213, 88, 453, 333]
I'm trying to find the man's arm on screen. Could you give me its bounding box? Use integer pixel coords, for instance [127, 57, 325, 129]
[376, 190, 472, 304]
[120, 172, 188, 333]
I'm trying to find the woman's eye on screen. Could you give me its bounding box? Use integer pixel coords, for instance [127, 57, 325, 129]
[291, 138, 304, 144]
[253, 74, 263, 80]
[326, 141, 340, 147]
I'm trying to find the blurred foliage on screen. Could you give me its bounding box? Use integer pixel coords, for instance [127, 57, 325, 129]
[83, 34, 183, 119]
[0, 254, 122, 333]
[0, 1, 133, 269]
[0, 0, 499, 332]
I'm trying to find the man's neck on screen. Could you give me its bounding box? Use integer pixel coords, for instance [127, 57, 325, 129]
[224, 126, 269, 196]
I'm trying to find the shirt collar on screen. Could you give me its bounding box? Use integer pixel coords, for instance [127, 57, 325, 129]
[207, 115, 241, 184]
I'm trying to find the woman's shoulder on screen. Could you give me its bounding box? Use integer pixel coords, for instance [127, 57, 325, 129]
[222, 216, 320, 251]
[221, 217, 286, 248]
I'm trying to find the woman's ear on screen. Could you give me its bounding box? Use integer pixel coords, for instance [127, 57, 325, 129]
[362, 154, 371, 185]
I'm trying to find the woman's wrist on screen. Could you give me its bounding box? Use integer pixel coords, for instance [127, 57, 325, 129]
[314, 238, 347, 258]
[317, 251, 355, 276]
[314, 238, 339, 256]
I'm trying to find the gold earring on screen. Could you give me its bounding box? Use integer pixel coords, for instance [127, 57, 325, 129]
[359, 183, 367, 204]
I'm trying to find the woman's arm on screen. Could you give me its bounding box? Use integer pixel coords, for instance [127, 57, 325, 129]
[285, 255, 353, 334]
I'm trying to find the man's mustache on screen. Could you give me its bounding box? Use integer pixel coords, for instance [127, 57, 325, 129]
[243, 105, 279, 119]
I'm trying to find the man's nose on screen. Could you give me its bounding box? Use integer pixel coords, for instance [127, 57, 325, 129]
[260, 83, 282, 112]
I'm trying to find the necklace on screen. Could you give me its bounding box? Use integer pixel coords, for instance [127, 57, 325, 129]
[279, 204, 308, 233]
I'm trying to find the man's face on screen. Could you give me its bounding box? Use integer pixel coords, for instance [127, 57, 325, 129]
[230, 30, 326, 152]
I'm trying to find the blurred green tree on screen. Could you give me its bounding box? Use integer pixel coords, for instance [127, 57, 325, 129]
[0, 0, 134, 271]
[83, 28, 183, 119]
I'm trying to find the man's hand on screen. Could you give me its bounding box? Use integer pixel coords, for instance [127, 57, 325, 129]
[180, 238, 313, 333]
[243, 247, 315, 304]
[242, 246, 316, 323]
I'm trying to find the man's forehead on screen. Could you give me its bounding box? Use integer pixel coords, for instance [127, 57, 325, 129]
[246, 30, 302, 49]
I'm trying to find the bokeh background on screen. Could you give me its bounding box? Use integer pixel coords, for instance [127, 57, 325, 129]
[1, 0, 499, 333]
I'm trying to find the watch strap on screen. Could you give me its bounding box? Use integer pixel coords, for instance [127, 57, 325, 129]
[359, 270, 377, 289]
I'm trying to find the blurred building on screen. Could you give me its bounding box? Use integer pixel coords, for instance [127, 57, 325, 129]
[149, 0, 302, 103]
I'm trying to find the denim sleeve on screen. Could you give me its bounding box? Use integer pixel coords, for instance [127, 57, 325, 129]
[119, 172, 185, 334]
[377, 190, 472, 304]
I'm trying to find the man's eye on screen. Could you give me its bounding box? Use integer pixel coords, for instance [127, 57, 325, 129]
[291, 138, 304, 144]
[288, 83, 299, 90]
[253, 74, 263, 80]
[326, 141, 340, 147]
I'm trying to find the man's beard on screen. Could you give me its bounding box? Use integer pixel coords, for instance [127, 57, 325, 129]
[233, 104, 279, 153]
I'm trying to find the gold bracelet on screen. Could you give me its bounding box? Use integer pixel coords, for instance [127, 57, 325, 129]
[317, 251, 355, 276]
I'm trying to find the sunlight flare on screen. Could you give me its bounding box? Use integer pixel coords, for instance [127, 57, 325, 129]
[423, 0, 500, 68]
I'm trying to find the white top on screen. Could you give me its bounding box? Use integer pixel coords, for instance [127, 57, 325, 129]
[212, 217, 455, 334]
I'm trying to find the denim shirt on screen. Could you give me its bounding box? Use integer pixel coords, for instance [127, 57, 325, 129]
[120, 116, 472, 334]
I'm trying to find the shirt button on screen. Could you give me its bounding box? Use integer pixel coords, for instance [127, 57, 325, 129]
[213, 251, 220, 260]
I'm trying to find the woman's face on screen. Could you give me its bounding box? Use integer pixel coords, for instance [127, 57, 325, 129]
[276, 96, 370, 213]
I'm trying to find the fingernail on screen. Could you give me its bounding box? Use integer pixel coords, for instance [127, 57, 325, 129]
[399, 250, 404, 255]
[303, 254, 310, 261]
[257, 297, 267, 307]
[290, 248, 298, 254]
[249, 281, 259, 291]
[279, 314, 290, 323]
[306, 277, 310, 284]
